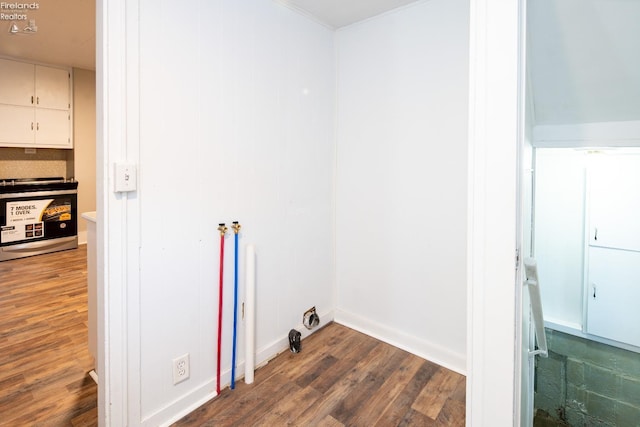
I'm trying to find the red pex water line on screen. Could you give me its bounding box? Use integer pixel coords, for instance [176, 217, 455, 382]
[216, 223, 227, 395]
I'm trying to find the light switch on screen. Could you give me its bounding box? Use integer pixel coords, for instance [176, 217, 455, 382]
[114, 163, 137, 192]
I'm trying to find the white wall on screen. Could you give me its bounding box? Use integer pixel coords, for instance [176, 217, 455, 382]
[335, 0, 469, 374]
[73, 68, 96, 244]
[534, 148, 586, 329]
[135, 1, 335, 423]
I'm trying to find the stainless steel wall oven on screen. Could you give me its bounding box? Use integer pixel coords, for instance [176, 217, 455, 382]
[0, 177, 78, 261]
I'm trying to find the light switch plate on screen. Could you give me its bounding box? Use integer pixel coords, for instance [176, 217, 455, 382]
[114, 162, 137, 192]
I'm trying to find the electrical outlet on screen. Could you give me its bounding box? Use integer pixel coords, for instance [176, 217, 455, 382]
[172, 353, 190, 385]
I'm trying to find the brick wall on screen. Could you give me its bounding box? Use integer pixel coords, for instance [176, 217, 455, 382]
[535, 329, 640, 426]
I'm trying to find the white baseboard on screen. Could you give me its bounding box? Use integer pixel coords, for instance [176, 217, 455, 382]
[150, 308, 335, 426]
[149, 380, 217, 427]
[254, 308, 336, 367]
[335, 309, 466, 375]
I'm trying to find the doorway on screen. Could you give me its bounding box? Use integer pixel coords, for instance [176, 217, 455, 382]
[0, 0, 98, 424]
[522, 1, 640, 425]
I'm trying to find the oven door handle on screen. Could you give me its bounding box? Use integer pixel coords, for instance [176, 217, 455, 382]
[0, 189, 77, 199]
[2, 236, 77, 252]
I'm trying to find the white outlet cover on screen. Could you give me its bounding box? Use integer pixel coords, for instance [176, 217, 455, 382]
[172, 353, 190, 384]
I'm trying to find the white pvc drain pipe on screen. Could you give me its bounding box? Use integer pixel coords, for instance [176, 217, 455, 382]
[245, 244, 256, 384]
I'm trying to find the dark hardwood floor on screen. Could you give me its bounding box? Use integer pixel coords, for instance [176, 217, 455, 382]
[174, 323, 466, 427]
[0, 246, 97, 426]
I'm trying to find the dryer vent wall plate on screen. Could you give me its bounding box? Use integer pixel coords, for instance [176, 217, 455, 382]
[303, 306, 320, 330]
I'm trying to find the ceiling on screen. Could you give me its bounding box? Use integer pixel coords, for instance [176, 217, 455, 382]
[0, 0, 417, 71]
[1, 0, 636, 127]
[528, 0, 640, 125]
[0, 0, 95, 70]
[275, 0, 420, 28]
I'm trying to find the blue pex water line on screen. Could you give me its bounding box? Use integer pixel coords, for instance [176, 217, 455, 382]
[231, 226, 239, 389]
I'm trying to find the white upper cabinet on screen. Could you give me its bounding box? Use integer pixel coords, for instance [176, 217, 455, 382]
[0, 60, 34, 107]
[0, 58, 73, 149]
[35, 65, 71, 110]
[588, 154, 640, 252]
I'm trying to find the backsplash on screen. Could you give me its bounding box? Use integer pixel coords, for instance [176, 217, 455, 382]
[0, 147, 73, 179]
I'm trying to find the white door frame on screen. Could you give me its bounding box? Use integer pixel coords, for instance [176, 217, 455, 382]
[466, 0, 524, 425]
[96, 0, 141, 424]
[97, 0, 526, 425]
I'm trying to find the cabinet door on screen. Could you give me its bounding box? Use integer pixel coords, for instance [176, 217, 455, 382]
[588, 155, 640, 252]
[35, 109, 71, 147]
[0, 104, 35, 145]
[587, 246, 640, 347]
[0, 59, 34, 107]
[35, 66, 70, 110]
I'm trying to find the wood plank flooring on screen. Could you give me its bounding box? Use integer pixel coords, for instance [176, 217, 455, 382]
[0, 246, 97, 426]
[0, 246, 465, 426]
[174, 323, 466, 427]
